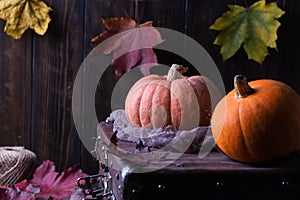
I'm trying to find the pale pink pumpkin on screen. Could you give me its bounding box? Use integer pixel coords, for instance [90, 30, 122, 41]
[125, 64, 212, 130]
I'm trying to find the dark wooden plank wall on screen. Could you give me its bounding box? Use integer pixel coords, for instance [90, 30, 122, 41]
[0, 0, 299, 174]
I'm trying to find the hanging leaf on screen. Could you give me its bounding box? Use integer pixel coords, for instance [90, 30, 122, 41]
[209, 0, 285, 64]
[0, 0, 52, 39]
[91, 14, 164, 80]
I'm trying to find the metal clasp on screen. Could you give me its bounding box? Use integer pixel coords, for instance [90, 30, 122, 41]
[77, 172, 115, 200]
[77, 134, 115, 200]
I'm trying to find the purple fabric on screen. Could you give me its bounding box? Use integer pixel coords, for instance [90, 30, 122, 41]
[108, 109, 214, 153]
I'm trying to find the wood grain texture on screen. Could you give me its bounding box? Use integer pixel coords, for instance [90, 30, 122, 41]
[0, 0, 299, 175]
[30, 0, 84, 172]
[276, 0, 300, 94]
[83, 0, 133, 174]
[0, 24, 32, 147]
[139, 0, 194, 74]
[138, 0, 186, 32]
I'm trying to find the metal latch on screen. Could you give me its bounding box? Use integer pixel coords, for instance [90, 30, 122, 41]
[77, 135, 115, 200]
[77, 172, 115, 200]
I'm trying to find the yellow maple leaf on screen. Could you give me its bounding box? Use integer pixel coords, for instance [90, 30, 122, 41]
[0, 0, 52, 39]
[210, 0, 285, 64]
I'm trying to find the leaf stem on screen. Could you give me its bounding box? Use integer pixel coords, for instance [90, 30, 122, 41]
[135, 0, 140, 24]
[244, 0, 249, 11]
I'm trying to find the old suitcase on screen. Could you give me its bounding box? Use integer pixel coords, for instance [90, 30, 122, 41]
[79, 120, 300, 200]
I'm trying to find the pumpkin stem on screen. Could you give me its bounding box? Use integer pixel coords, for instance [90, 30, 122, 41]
[234, 75, 254, 98]
[167, 64, 188, 81]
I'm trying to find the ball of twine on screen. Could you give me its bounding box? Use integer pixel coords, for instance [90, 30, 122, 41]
[0, 146, 36, 187]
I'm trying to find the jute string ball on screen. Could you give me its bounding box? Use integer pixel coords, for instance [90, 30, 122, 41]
[0, 146, 36, 187]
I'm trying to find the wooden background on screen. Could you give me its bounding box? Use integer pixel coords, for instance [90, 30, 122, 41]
[0, 0, 299, 175]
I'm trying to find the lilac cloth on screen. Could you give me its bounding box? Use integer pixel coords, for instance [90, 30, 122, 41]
[107, 109, 215, 153]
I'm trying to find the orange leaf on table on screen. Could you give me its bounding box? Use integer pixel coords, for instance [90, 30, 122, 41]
[91, 14, 164, 80]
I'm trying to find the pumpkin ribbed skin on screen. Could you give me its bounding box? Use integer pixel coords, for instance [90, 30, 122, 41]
[211, 76, 300, 163]
[125, 66, 212, 131]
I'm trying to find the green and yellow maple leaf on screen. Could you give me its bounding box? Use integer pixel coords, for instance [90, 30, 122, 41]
[209, 0, 285, 64]
[0, 0, 52, 39]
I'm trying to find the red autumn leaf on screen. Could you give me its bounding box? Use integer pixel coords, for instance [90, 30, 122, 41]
[29, 160, 87, 199]
[0, 160, 88, 200]
[0, 186, 6, 199]
[0, 185, 36, 200]
[91, 14, 164, 80]
[15, 159, 56, 191]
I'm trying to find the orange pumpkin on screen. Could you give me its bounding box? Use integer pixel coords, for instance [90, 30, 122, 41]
[211, 75, 300, 163]
[125, 64, 212, 130]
